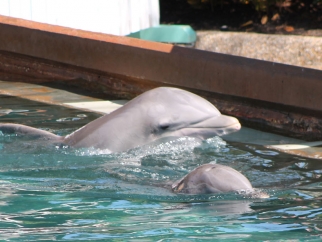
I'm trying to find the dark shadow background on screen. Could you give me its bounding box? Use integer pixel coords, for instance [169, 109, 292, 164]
[160, 0, 322, 36]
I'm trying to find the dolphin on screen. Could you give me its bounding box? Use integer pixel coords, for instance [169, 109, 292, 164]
[0, 87, 241, 152]
[172, 163, 254, 194]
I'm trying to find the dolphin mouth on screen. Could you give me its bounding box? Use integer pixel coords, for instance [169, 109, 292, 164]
[177, 114, 241, 138]
[191, 114, 241, 130]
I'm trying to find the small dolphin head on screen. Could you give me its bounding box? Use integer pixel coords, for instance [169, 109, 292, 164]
[143, 87, 241, 141]
[172, 163, 253, 194]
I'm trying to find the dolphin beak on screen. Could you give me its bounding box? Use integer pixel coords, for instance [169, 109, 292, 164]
[214, 115, 241, 129]
[211, 114, 241, 136]
[192, 114, 241, 130]
[184, 114, 241, 138]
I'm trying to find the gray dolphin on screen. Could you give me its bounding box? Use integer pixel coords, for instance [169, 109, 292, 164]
[172, 163, 254, 194]
[0, 87, 241, 152]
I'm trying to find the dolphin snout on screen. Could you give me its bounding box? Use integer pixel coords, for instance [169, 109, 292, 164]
[214, 115, 240, 129]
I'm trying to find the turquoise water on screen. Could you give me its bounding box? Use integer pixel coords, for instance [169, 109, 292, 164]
[1, 95, 322, 241]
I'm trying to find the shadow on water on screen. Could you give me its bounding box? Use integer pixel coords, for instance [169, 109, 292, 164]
[2, 95, 322, 240]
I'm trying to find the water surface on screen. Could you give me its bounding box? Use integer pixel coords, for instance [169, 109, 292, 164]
[1, 95, 322, 241]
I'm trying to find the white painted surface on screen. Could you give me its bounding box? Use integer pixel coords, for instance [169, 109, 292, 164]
[65, 100, 128, 114]
[0, 0, 160, 35]
[268, 141, 322, 150]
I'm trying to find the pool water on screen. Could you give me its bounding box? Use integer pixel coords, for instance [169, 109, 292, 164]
[1, 94, 322, 241]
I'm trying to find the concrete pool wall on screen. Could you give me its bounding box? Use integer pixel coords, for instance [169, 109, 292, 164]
[195, 31, 322, 71]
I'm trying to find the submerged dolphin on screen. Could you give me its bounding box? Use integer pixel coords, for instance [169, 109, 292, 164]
[172, 164, 254, 194]
[0, 87, 241, 152]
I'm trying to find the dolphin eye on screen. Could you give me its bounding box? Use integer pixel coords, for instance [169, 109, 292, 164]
[159, 124, 170, 130]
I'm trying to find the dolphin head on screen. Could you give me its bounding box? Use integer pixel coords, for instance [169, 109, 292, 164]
[65, 87, 241, 152]
[172, 163, 253, 194]
[142, 87, 241, 140]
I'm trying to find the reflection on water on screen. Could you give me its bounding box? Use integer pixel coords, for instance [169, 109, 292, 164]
[1, 94, 322, 241]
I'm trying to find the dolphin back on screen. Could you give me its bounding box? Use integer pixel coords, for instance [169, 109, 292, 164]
[0, 123, 63, 141]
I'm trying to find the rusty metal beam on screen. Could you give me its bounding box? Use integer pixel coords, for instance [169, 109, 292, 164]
[0, 15, 322, 140]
